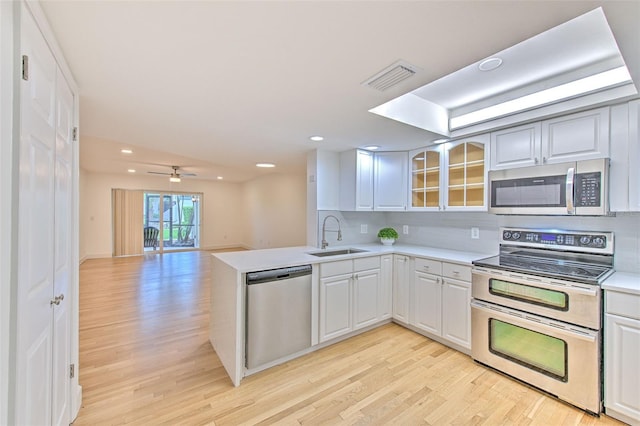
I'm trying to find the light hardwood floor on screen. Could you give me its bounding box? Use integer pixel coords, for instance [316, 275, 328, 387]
[75, 250, 624, 425]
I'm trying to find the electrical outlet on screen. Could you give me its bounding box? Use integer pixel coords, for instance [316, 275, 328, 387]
[361, 224, 368, 234]
[471, 227, 480, 239]
[403, 225, 409, 234]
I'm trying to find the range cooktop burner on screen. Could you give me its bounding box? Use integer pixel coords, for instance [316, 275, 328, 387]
[476, 254, 611, 284]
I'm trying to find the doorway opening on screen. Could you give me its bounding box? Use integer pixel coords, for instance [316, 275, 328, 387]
[144, 192, 201, 252]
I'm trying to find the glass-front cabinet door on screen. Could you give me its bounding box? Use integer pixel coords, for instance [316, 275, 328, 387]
[409, 146, 443, 210]
[444, 135, 489, 210]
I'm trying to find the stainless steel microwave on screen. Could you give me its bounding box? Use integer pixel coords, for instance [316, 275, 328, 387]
[488, 158, 609, 215]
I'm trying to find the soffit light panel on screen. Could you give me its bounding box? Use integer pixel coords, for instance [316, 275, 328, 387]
[449, 66, 632, 130]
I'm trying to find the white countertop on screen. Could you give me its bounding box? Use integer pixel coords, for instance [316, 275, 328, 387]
[602, 271, 640, 295]
[212, 243, 494, 273]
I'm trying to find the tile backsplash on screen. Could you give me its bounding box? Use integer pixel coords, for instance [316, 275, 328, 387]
[317, 210, 640, 274]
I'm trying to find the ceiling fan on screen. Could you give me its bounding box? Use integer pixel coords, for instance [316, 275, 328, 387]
[147, 166, 196, 182]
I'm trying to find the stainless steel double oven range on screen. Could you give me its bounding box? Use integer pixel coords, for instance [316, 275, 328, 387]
[471, 227, 614, 414]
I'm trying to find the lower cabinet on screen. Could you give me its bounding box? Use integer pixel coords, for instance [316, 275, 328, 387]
[319, 254, 472, 352]
[392, 254, 411, 324]
[411, 257, 472, 350]
[319, 256, 388, 343]
[604, 289, 640, 425]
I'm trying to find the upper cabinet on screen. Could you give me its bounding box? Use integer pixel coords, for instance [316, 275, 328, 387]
[490, 123, 541, 169]
[340, 149, 374, 211]
[445, 137, 488, 210]
[340, 149, 407, 211]
[490, 107, 610, 170]
[610, 100, 640, 212]
[410, 135, 489, 211]
[542, 107, 610, 163]
[410, 146, 442, 210]
[374, 151, 407, 211]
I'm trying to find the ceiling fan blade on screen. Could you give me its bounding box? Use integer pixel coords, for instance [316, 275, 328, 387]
[181, 173, 197, 176]
[147, 171, 171, 175]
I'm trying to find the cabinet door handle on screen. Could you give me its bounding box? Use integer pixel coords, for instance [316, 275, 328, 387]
[534, 157, 539, 164]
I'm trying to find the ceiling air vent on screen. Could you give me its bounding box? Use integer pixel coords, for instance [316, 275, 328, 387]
[362, 60, 419, 91]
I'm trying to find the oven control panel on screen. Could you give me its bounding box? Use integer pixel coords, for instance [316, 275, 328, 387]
[500, 228, 613, 253]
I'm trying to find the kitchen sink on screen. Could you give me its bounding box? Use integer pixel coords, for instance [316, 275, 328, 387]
[308, 248, 369, 257]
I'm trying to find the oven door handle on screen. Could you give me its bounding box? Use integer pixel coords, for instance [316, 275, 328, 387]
[566, 167, 575, 215]
[472, 301, 598, 343]
[472, 268, 598, 297]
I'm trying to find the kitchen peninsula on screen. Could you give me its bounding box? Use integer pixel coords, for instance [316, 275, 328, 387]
[209, 243, 489, 386]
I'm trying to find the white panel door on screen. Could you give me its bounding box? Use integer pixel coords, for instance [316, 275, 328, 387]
[378, 255, 393, 319]
[319, 275, 352, 342]
[17, 7, 57, 425]
[541, 107, 610, 164]
[374, 151, 408, 211]
[490, 123, 541, 169]
[392, 255, 410, 324]
[605, 313, 640, 423]
[353, 270, 379, 330]
[412, 272, 441, 335]
[52, 70, 73, 426]
[441, 278, 471, 349]
[355, 150, 374, 210]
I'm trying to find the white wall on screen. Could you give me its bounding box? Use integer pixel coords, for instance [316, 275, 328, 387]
[242, 173, 307, 249]
[80, 170, 245, 259]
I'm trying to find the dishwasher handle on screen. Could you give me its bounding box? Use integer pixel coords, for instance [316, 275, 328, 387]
[246, 264, 312, 284]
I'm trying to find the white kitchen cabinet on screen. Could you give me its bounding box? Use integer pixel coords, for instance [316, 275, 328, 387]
[628, 100, 640, 211]
[410, 257, 472, 351]
[413, 271, 441, 335]
[340, 149, 374, 211]
[409, 136, 489, 211]
[541, 106, 610, 164]
[319, 256, 384, 342]
[490, 122, 541, 170]
[441, 278, 471, 348]
[374, 151, 408, 211]
[444, 137, 489, 211]
[409, 146, 443, 210]
[319, 273, 352, 342]
[353, 269, 380, 330]
[392, 254, 411, 324]
[604, 290, 640, 425]
[379, 254, 393, 320]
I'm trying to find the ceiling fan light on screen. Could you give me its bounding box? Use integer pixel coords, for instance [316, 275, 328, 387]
[169, 176, 181, 183]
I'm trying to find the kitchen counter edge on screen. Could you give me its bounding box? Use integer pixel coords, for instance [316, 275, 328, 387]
[211, 243, 494, 273]
[601, 271, 640, 295]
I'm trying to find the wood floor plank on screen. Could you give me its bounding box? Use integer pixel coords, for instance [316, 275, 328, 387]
[74, 250, 624, 425]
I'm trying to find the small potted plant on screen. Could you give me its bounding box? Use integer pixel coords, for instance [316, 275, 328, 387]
[377, 227, 399, 245]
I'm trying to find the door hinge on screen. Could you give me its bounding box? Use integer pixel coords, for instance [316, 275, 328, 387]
[21, 55, 29, 81]
[69, 364, 75, 379]
[72, 127, 78, 141]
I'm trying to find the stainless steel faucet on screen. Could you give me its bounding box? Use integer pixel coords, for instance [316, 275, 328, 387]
[321, 215, 342, 249]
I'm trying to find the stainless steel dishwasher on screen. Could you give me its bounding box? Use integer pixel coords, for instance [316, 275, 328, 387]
[245, 264, 312, 369]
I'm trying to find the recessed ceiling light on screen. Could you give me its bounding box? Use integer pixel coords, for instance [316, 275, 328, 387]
[478, 57, 503, 72]
[450, 66, 632, 129]
[120, 149, 133, 154]
[127, 169, 136, 173]
[217, 176, 223, 180]
[309, 136, 324, 141]
[364, 145, 380, 150]
[256, 163, 275, 168]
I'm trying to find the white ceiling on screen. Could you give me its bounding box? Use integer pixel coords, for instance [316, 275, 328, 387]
[40, 1, 640, 182]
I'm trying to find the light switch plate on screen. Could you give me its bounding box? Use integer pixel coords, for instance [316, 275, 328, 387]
[361, 224, 368, 234]
[403, 225, 409, 234]
[471, 227, 480, 239]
